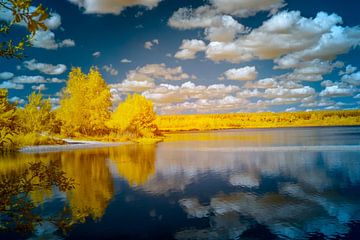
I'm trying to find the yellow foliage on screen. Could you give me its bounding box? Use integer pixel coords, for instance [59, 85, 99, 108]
[0, 89, 18, 150]
[107, 94, 158, 138]
[17, 91, 58, 134]
[57, 67, 112, 136]
[156, 110, 360, 132]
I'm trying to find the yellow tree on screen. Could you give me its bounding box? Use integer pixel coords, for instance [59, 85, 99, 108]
[57, 67, 111, 136]
[0, 89, 18, 149]
[18, 91, 57, 134]
[107, 94, 158, 137]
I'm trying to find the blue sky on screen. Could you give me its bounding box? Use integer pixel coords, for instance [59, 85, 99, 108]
[1, 0, 360, 114]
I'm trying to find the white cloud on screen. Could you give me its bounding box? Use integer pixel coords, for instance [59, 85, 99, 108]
[244, 78, 278, 88]
[341, 71, 360, 86]
[103, 64, 119, 76]
[221, 66, 257, 81]
[12, 75, 46, 84]
[206, 41, 253, 63]
[205, 15, 246, 42]
[68, 0, 162, 14]
[319, 85, 354, 97]
[44, 13, 62, 30]
[236, 89, 261, 98]
[110, 80, 155, 93]
[339, 64, 357, 75]
[31, 31, 76, 50]
[285, 107, 297, 112]
[174, 10, 360, 66]
[124, 63, 195, 82]
[47, 77, 66, 83]
[121, 58, 132, 63]
[59, 39, 76, 47]
[144, 39, 159, 49]
[0, 81, 24, 89]
[93, 51, 101, 58]
[175, 39, 206, 60]
[31, 84, 47, 91]
[264, 86, 316, 99]
[142, 81, 239, 104]
[210, 0, 285, 17]
[158, 95, 248, 114]
[24, 59, 67, 75]
[0, 72, 14, 80]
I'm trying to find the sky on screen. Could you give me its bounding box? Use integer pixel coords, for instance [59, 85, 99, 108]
[1, 0, 360, 114]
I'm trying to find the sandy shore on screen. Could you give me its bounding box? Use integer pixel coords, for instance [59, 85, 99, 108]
[20, 140, 130, 153]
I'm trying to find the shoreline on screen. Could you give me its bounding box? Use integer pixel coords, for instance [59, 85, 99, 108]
[20, 141, 130, 154]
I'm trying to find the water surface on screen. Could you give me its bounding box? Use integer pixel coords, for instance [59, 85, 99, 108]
[1, 127, 360, 239]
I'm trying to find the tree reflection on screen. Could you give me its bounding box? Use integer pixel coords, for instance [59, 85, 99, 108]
[0, 161, 74, 236]
[59, 149, 114, 221]
[110, 144, 156, 186]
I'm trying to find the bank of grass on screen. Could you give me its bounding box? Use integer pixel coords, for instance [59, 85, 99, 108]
[156, 110, 360, 132]
[12, 133, 66, 148]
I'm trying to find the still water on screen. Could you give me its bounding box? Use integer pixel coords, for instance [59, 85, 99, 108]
[1, 127, 360, 239]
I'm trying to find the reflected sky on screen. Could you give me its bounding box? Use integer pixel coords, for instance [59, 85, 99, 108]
[1, 127, 360, 239]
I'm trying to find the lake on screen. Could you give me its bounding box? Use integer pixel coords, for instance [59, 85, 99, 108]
[1, 127, 360, 239]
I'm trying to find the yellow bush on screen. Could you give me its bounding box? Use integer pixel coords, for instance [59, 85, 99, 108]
[107, 94, 158, 138]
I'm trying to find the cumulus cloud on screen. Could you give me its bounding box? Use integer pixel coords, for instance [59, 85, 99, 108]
[0, 81, 24, 90]
[210, 0, 286, 17]
[175, 39, 207, 60]
[121, 58, 132, 63]
[110, 80, 155, 93]
[144, 39, 159, 49]
[59, 39, 76, 47]
[158, 95, 248, 114]
[169, 0, 284, 28]
[264, 86, 316, 99]
[172, 9, 360, 67]
[339, 64, 357, 76]
[341, 71, 360, 86]
[319, 85, 354, 97]
[93, 51, 101, 58]
[31, 84, 47, 91]
[44, 13, 62, 30]
[142, 81, 239, 104]
[31, 31, 76, 50]
[221, 66, 257, 81]
[24, 59, 67, 75]
[0, 72, 14, 80]
[12, 75, 47, 84]
[103, 64, 119, 76]
[244, 78, 278, 89]
[68, 0, 162, 14]
[124, 63, 195, 82]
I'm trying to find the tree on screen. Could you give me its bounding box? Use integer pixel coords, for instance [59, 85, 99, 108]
[57, 67, 112, 136]
[0, 0, 49, 59]
[0, 89, 18, 150]
[18, 91, 58, 134]
[107, 94, 158, 137]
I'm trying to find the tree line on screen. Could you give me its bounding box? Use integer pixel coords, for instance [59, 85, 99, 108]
[0, 67, 159, 151]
